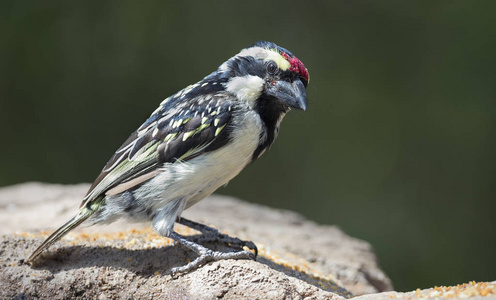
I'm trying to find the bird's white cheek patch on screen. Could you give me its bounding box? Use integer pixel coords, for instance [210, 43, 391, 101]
[225, 75, 264, 106]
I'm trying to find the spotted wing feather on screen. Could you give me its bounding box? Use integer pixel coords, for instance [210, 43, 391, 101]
[81, 90, 233, 208]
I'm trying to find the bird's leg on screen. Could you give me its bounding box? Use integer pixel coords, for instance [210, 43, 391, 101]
[176, 217, 258, 256]
[168, 231, 255, 274]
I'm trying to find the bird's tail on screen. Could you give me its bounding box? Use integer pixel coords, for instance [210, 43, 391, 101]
[26, 206, 94, 264]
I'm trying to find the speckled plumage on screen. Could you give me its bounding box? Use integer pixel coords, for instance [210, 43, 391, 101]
[27, 41, 309, 272]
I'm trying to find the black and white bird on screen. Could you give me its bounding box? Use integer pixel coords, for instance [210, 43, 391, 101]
[27, 41, 309, 273]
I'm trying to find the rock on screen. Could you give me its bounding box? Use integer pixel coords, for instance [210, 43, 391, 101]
[0, 182, 392, 299]
[354, 281, 496, 300]
[2, 183, 495, 299]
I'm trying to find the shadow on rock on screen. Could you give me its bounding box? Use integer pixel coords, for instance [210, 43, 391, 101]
[29, 239, 347, 294]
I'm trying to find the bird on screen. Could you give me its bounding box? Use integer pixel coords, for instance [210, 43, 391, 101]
[27, 41, 309, 273]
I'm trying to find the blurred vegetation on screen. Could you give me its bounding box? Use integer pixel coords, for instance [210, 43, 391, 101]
[1, 1, 495, 291]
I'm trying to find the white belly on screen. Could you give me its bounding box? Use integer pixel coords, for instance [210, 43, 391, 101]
[130, 110, 263, 235]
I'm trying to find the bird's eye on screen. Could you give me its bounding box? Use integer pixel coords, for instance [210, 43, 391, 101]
[266, 62, 277, 74]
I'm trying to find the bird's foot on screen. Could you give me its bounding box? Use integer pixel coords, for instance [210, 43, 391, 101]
[169, 231, 256, 274]
[176, 217, 258, 257]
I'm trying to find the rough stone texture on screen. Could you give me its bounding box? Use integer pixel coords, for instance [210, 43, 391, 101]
[1, 234, 346, 299]
[0, 182, 390, 299]
[353, 281, 496, 300]
[3, 183, 494, 299]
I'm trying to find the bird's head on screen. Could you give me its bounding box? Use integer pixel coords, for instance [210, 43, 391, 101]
[219, 41, 309, 112]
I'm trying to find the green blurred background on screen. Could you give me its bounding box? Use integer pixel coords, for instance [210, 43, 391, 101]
[1, 1, 495, 291]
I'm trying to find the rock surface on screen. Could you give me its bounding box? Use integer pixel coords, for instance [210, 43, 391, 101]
[0, 182, 390, 299]
[354, 281, 496, 300]
[1, 183, 494, 299]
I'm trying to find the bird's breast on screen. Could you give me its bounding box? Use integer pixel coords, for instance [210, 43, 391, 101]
[138, 109, 264, 211]
[181, 109, 264, 207]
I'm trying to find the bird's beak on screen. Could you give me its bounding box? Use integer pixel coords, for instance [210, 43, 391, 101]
[266, 78, 308, 111]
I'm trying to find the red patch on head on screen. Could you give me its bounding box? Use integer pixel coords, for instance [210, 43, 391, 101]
[282, 52, 309, 82]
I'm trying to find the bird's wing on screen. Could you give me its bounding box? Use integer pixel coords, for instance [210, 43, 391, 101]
[80, 92, 233, 209]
